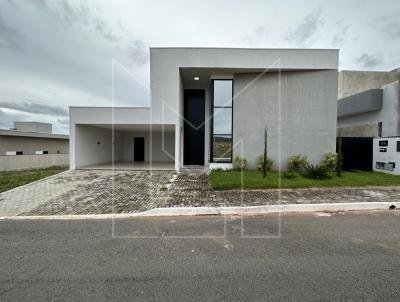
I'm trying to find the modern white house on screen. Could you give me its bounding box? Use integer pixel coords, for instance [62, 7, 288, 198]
[69, 47, 338, 171]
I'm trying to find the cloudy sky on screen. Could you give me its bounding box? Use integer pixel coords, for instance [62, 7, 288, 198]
[0, 0, 399, 134]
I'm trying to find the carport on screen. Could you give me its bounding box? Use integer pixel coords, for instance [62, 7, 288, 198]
[74, 124, 175, 170]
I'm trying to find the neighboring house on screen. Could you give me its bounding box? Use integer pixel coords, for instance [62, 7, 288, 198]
[0, 122, 69, 171]
[337, 69, 400, 137]
[69, 47, 339, 171]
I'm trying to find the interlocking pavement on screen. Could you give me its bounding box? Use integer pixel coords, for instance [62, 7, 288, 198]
[166, 169, 400, 207]
[0, 170, 175, 216]
[1, 168, 400, 216]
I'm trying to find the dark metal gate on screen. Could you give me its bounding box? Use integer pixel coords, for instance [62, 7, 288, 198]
[339, 137, 373, 171]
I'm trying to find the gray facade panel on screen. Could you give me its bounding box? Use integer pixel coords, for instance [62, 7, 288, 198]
[338, 89, 383, 118]
[233, 70, 338, 170]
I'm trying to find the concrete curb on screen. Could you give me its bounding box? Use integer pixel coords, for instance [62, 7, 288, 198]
[0, 202, 399, 220]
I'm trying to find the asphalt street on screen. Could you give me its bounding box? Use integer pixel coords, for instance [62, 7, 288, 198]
[1, 211, 400, 301]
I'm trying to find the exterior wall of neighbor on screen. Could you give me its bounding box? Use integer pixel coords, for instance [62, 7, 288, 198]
[373, 137, 400, 175]
[0, 135, 69, 171]
[233, 70, 338, 170]
[0, 154, 69, 171]
[338, 70, 399, 99]
[14, 122, 52, 133]
[0, 135, 69, 155]
[337, 81, 400, 137]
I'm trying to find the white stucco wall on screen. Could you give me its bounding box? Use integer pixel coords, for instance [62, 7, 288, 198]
[373, 137, 400, 175]
[74, 125, 113, 168]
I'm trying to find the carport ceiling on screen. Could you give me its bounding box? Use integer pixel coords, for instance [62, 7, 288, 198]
[79, 124, 175, 132]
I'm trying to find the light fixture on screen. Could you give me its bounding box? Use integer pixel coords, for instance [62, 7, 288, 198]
[194, 76, 200, 81]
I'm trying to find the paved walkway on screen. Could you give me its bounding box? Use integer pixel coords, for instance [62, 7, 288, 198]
[1, 169, 400, 216]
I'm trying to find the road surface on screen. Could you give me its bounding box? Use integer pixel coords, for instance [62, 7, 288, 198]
[1, 212, 400, 301]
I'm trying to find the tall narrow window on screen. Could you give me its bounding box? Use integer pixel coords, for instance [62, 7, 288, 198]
[211, 80, 233, 162]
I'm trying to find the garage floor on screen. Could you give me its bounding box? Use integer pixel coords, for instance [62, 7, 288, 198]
[78, 161, 175, 171]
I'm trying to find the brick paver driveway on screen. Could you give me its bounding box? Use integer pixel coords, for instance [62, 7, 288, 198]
[169, 169, 400, 207]
[0, 170, 175, 216]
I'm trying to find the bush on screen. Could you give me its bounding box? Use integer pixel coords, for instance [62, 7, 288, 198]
[303, 164, 329, 179]
[257, 155, 274, 172]
[234, 156, 248, 171]
[288, 154, 309, 172]
[322, 152, 338, 171]
[282, 171, 297, 179]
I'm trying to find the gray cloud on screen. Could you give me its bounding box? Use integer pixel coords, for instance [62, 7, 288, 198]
[286, 9, 323, 47]
[332, 24, 349, 47]
[380, 21, 400, 38]
[45, 1, 122, 43]
[0, 109, 29, 130]
[127, 40, 149, 65]
[57, 118, 69, 125]
[356, 53, 383, 69]
[0, 101, 68, 117]
[0, 13, 24, 49]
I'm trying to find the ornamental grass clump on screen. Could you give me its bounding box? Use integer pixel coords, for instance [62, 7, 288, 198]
[257, 155, 274, 172]
[234, 156, 248, 171]
[322, 152, 338, 171]
[288, 154, 309, 172]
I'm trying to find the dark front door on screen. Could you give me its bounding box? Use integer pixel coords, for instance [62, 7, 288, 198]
[134, 137, 145, 161]
[184, 90, 205, 165]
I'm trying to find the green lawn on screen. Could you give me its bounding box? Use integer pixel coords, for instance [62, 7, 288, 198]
[0, 166, 68, 193]
[210, 170, 400, 190]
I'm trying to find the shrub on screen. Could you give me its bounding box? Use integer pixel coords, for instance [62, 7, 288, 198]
[234, 156, 248, 171]
[257, 155, 274, 172]
[288, 154, 309, 172]
[303, 164, 329, 180]
[282, 171, 296, 179]
[322, 152, 338, 171]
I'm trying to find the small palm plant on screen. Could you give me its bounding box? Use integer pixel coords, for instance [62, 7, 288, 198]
[303, 164, 329, 179]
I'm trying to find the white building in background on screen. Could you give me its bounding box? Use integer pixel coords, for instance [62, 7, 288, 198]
[0, 122, 69, 171]
[69, 47, 338, 171]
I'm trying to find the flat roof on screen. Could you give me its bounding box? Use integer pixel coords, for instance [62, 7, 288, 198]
[0, 129, 69, 139]
[150, 46, 339, 51]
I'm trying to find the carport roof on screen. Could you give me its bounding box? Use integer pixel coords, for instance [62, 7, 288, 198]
[77, 124, 175, 132]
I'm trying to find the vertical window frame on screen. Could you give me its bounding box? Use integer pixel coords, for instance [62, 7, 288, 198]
[210, 79, 234, 163]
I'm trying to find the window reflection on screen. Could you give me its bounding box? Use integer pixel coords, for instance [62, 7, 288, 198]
[212, 80, 233, 162]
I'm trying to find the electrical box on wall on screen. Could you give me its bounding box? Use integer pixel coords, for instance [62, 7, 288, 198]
[373, 137, 400, 175]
